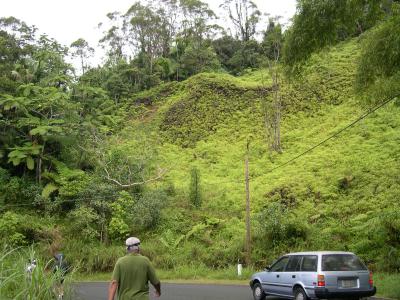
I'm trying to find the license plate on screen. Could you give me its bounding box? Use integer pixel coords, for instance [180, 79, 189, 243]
[339, 279, 357, 288]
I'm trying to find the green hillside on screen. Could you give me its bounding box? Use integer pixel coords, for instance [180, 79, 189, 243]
[103, 39, 400, 271]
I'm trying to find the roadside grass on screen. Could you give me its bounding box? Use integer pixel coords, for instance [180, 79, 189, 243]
[374, 273, 400, 299]
[74, 265, 256, 283]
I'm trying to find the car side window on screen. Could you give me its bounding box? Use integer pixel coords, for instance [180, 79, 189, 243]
[270, 256, 290, 272]
[300, 255, 318, 272]
[285, 255, 302, 272]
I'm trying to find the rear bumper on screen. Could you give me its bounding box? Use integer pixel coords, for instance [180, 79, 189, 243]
[314, 286, 376, 299]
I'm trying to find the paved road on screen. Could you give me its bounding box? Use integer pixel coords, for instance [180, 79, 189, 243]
[74, 282, 255, 300]
[74, 282, 385, 300]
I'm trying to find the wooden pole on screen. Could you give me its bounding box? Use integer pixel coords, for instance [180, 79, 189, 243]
[245, 140, 251, 266]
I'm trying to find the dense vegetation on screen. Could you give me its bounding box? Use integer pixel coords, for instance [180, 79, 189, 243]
[1, 0, 400, 297]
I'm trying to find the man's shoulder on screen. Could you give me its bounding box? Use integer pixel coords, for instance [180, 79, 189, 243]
[118, 254, 150, 262]
[132, 254, 151, 263]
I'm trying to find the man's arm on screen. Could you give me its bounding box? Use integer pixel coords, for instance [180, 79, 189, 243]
[147, 259, 161, 297]
[152, 282, 161, 297]
[108, 280, 118, 300]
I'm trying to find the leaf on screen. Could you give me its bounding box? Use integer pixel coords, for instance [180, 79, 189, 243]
[30, 126, 49, 136]
[159, 237, 170, 248]
[26, 156, 34, 170]
[9, 157, 22, 166]
[173, 234, 186, 248]
[42, 183, 59, 199]
[8, 149, 26, 159]
[30, 146, 42, 155]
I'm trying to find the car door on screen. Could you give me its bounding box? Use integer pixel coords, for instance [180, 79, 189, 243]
[298, 255, 318, 295]
[260, 256, 290, 296]
[280, 255, 302, 297]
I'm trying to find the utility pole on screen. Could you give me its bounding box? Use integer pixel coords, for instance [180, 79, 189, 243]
[245, 139, 251, 266]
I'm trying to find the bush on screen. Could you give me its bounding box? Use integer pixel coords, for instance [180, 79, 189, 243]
[67, 206, 100, 242]
[356, 16, 400, 102]
[0, 212, 44, 246]
[132, 189, 167, 231]
[64, 241, 123, 273]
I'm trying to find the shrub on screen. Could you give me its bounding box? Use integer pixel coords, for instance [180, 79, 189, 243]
[0, 212, 44, 246]
[189, 167, 202, 208]
[356, 15, 400, 102]
[67, 206, 100, 242]
[132, 189, 167, 231]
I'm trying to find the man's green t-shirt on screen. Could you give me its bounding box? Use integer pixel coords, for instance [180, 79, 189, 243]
[112, 253, 159, 300]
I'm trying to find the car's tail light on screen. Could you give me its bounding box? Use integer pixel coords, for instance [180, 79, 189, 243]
[317, 274, 325, 287]
[369, 272, 373, 286]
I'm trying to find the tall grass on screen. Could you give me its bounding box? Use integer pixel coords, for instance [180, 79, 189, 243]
[0, 246, 73, 300]
[374, 273, 400, 299]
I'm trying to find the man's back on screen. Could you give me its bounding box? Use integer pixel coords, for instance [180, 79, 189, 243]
[112, 253, 159, 300]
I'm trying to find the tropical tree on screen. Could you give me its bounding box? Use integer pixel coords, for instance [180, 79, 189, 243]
[220, 0, 261, 42]
[70, 38, 94, 75]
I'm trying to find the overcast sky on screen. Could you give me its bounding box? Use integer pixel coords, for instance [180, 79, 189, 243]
[1, 0, 297, 67]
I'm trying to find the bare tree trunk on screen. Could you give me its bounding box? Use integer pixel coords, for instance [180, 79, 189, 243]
[272, 74, 282, 152]
[36, 141, 45, 184]
[267, 39, 282, 152]
[245, 140, 251, 266]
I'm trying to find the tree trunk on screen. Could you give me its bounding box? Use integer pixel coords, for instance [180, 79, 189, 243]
[36, 141, 45, 184]
[245, 141, 251, 266]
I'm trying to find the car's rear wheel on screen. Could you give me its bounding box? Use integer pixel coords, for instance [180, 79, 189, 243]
[252, 282, 266, 300]
[294, 287, 308, 300]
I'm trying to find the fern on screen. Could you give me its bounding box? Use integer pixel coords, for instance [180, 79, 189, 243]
[41, 183, 59, 199]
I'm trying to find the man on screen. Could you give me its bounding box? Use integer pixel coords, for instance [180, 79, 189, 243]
[108, 237, 161, 300]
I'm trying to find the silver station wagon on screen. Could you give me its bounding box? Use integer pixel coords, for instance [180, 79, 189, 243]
[250, 251, 376, 300]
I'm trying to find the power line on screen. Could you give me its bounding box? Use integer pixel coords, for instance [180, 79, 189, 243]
[264, 94, 400, 174]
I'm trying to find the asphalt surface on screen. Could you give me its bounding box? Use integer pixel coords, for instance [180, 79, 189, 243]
[74, 282, 255, 300]
[74, 282, 385, 300]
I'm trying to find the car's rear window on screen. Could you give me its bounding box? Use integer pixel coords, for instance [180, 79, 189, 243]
[322, 254, 367, 271]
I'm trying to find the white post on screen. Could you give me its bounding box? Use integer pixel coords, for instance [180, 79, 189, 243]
[237, 263, 243, 276]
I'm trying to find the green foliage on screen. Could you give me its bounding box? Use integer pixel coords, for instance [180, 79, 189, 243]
[0, 212, 45, 246]
[159, 73, 262, 146]
[261, 19, 283, 61]
[7, 143, 41, 169]
[108, 191, 135, 241]
[356, 15, 400, 102]
[212, 36, 243, 74]
[64, 241, 123, 273]
[374, 273, 400, 299]
[108, 189, 167, 241]
[227, 40, 263, 75]
[42, 161, 90, 199]
[0, 247, 73, 299]
[283, 0, 387, 71]
[255, 202, 308, 249]
[68, 206, 100, 242]
[180, 44, 221, 77]
[133, 189, 167, 230]
[189, 167, 202, 207]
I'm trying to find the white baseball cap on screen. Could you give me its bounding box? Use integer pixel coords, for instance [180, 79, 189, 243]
[125, 237, 141, 247]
